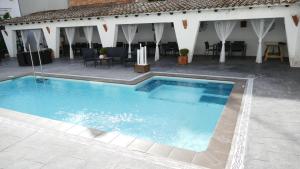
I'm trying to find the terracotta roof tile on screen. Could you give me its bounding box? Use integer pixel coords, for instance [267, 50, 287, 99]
[1, 0, 297, 25]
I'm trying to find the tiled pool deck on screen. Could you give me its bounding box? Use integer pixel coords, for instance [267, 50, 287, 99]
[1, 57, 300, 169]
[0, 72, 247, 169]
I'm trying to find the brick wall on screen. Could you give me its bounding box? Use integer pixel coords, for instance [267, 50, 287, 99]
[69, 0, 137, 7]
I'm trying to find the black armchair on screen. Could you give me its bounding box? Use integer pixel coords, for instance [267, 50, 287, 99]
[81, 48, 98, 67]
[106, 47, 128, 64]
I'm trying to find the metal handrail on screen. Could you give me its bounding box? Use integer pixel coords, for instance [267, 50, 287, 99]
[28, 44, 36, 78]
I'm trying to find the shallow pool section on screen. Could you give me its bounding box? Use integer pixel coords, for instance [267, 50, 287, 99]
[0, 76, 233, 152]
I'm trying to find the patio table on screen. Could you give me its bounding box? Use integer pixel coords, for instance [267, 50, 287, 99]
[97, 57, 113, 67]
[264, 42, 284, 62]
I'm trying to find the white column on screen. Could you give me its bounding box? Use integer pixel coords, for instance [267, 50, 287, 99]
[97, 22, 118, 47]
[42, 26, 60, 58]
[173, 19, 200, 63]
[1, 29, 17, 57]
[285, 15, 300, 67]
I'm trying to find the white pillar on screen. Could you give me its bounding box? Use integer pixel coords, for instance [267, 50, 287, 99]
[285, 15, 300, 67]
[173, 19, 200, 63]
[97, 22, 118, 47]
[1, 29, 17, 57]
[42, 26, 60, 58]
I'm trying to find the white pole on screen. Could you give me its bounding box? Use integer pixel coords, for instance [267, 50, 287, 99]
[140, 47, 144, 65]
[137, 49, 140, 65]
[144, 46, 147, 65]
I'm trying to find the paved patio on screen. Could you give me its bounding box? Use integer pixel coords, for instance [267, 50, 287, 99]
[0, 56, 300, 169]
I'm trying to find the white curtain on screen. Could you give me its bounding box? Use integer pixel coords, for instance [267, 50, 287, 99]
[251, 19, 275, 63]
[83, 26, 93, 48]
[65, 27, 76, 59]
[20, 30, 29, 52]
[32, 29, 42, 50]
[214, 21, 237, 63]
[122, 24, 138, 58]
[154, 23, 164, 62]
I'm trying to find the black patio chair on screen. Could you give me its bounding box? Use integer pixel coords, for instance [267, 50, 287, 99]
[138, 42, 146, 47]
[146, 42, 156, 57]
[165, 42, 178, 56]
[116, 42, 124, 48]
[231, 41, 247, 58]
[132, 44, 139, 52]
[92, 43, 102, 52]
[124, 49, 137, 66]
[204, 41, 214, 57]
[214, 41, 231, 58]
[81, 48, 98, 67]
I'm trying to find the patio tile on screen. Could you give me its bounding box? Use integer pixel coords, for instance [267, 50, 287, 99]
[2, 58, 300, 169]
[212, 127, 235, 143]
[0, 134, 22, 151]
[41, 156, 85, 169]
[66, 125, 88, 135]
[110, 134, 135, 147]
[94, 131, 120, 143]
[79, 128, 104, 139]
[128, 139, 154, 152]
[3, 158, 43, 169]
[55, 122, 75, 131]
[147, 143, 173, 157]
[207, 138, 231, 154]
[192, 152, 219, 168]
[168, 148, 196, 163]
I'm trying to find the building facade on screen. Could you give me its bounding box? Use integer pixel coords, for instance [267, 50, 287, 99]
[0, 0, 21, 17]
[69, 0, 137, 7]
[1, 0, 300, 67]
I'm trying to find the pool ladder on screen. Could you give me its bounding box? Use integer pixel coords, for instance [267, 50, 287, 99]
[28, 44, 46, 83]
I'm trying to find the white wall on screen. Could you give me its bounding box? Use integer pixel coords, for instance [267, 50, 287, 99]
[195, 18, 287, 57]
[72, 26, 101, 44]
[2, 4, 299, 65]
[0, 0, 21, 17]
[116, 23, 176, 44]
[72, 23, 177, 45]
[72, 19, 287, 57]
[18, 0, 68, 16]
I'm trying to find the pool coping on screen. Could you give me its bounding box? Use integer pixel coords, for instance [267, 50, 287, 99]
[0, 72, 248, 169]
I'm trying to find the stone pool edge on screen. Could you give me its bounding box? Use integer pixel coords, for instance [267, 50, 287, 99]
[0, 72, 248, 169]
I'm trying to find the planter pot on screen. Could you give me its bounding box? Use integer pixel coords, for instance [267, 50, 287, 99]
[178, 56, 188, 65]
[134, 64, 150, 73]
[99, 54, 106, 59]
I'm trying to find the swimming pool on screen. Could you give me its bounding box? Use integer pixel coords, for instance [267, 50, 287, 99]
[0, 76, 233, 152]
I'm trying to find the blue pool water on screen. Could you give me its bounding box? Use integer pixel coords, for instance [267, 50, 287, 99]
[0, 76, 233, 151]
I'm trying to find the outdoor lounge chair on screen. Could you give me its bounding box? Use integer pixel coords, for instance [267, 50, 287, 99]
[81, 48, 98, 67]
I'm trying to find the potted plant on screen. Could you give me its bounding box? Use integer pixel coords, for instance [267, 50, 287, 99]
[99, 48, 107, 59]
[178, 48, 189, 65]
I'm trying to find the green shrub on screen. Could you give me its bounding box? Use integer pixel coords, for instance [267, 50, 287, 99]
[179, 48, 189, 56]
[3, 12, 11, 20]
[100, 48, 108, 55]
